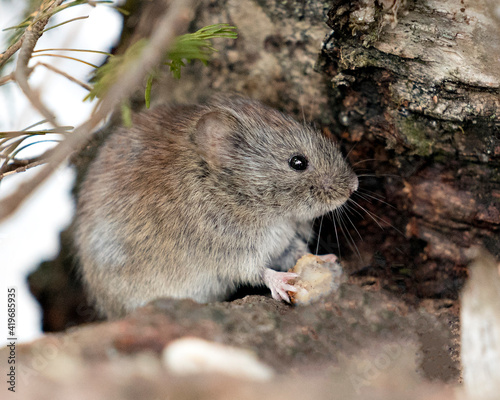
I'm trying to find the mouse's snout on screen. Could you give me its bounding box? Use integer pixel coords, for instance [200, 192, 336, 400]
[349, 173, 359, 196]
[317, 170, 358, 200]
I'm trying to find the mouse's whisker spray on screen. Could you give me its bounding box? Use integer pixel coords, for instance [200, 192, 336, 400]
[347, 196, 405, 237]
[352, 171, 406, 237]
[346, 197, 386, 231]
[343, 204, 364, 243]
[331, 210, 341, 261]
[354, 189, 397, 210]
[336, 205, 363, 261]
[314, 215, 324, 256]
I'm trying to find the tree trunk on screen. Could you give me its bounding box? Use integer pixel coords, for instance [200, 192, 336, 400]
[322, 0, 500, 298]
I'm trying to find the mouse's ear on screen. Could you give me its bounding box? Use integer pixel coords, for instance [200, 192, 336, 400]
[194, 110, 240, 165]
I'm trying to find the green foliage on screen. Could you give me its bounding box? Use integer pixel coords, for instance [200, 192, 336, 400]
[144, 23, 237, 108]
[144, 23, 237, 107]
[85, 23, 237, 107]
[120, 100, 132, 128]
[165, 23, 237, 79]
[145, 74, 154, 109]
[83, 39, 148, 102]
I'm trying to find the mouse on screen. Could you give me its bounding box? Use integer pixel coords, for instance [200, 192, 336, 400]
[74, 95, 358, 318]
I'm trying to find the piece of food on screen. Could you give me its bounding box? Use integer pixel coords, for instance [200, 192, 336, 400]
[288, 254, 343, 305]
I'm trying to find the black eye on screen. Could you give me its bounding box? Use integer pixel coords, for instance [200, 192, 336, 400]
[288, 154, 308, 171]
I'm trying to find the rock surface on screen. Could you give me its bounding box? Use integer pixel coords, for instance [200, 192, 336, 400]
[1, 283, 459, 399]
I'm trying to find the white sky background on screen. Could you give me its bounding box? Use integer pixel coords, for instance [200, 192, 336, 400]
[0, 0, 123, 347]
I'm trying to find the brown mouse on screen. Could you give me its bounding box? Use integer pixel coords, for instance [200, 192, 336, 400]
[74, 95, 358, 318]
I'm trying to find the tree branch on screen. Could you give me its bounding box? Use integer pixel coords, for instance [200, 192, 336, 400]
[35, 62, 93, 91]
[0, 39, 23, 69]
[0, 72, 15, 86]
[14, 0, 64, 127]
[0, 159, 46, 180]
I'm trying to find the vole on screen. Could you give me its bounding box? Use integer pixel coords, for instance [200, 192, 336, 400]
[75, 95, 358, 318]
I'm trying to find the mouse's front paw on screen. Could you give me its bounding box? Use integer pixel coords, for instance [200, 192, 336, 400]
[263, 268, 298, 303]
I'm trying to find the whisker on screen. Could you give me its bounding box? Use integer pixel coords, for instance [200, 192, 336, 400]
[348, 198, 405, 237]
[351, 158, 378, 167]
[345, 142, 358, 159]
[341, 204, 364, 242]
[343, 202, 365, 219]
[353, 192, 380, 205]
[356, 188, 385, 200]
[306, 219, 315, 249]
[356, 173, 401, 179]
[315, 215, 324, 256]
[332, 209, 341, 261]
[356, 187, 396, 203]
[336, 206, 362, 260]
[357, 187, 385, 196]
[347, 198, 385, 230]
[353, 191, 397, 209]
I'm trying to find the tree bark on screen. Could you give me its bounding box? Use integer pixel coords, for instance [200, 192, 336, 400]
[322, 0, 500, 297]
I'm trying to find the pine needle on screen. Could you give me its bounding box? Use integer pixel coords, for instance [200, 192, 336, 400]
[43, 15, 89, 32]
[165, 23, 238, 79]
[87, 23, 238, 106]
[84, 38, 148, 102]
[31, 54, 100, 68]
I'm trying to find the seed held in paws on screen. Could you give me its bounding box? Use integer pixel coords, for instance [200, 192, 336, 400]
[287, 254, 343, 305]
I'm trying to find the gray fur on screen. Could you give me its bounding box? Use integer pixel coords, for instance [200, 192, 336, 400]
[74, 96, 358, 318]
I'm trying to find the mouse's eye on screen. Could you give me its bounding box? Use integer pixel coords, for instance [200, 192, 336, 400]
[288, 154, 308, 171]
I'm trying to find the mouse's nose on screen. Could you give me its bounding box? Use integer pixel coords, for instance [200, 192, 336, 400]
[348, 174, 359, 196]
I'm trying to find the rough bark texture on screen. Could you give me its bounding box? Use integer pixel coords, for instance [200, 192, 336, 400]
[324, 0, 500, 301]
[154, 0, 335, 119]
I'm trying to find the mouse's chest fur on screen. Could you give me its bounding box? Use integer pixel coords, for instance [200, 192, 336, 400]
[259, 222, 298, 262]
[213, 219, 298, 284]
